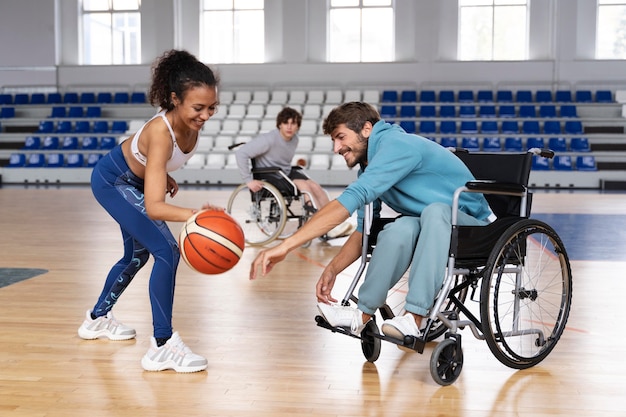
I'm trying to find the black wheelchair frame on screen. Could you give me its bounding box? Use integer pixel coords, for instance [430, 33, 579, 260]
[315, 148, 573, 385]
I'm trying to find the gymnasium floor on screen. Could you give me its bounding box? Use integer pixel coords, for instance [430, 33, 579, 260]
[0, 186, 625, 416]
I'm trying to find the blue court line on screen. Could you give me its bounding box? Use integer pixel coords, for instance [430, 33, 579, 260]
[532, 213, 626, 262]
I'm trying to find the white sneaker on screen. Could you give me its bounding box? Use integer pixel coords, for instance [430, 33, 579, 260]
[78, 310, 136, 341]
[317, 303, 368, 335]
[381, 314, 421, 339]
[141, 332, 208, 373]
[327, 221, 356, 239]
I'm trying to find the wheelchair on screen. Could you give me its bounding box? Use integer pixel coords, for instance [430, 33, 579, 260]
[226, 163, 319, 247]
[315, 148, 573, 386]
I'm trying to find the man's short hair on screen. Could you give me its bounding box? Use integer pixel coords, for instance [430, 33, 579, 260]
[323, 102, 380, 135]
[276, 107, 302, 128]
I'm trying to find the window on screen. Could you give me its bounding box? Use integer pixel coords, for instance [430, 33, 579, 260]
[81, 0, 141, 65]
[458, 0, 527, 61]
[328, 0, 394, 63]
[597, 0, 626, 59]
[200, 0, 264, 64]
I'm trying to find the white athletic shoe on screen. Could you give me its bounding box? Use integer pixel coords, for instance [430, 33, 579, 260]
[78, 310, 136, 341]
[317, 303, 368, 335]
[381, 314, 422, 339]
[327, 221, 356, 239]
[141, 332, 208, 373]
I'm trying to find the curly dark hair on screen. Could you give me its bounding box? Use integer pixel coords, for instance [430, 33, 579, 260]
[276, 107, 302, 128]
[322, 102, 380, 135]
[148, 49, 219, 111]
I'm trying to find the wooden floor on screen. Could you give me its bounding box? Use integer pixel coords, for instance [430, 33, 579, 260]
[1, 186, 626, 417]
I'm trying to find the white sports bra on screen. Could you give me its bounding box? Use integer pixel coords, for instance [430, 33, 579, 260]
[130, 110, 198, 172]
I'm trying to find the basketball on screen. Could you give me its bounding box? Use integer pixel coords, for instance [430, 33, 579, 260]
[179, 209, 245, 274]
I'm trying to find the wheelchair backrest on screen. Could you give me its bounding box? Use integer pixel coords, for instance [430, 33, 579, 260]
[455, 151, 533, 219]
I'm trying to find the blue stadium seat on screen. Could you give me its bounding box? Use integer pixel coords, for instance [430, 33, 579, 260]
[46, 153, 65, 168]
[570, 137, 590, 152]
[564, 120, 583, 135]
[535, 90, 553, 102]
[480, 120, 499, 134]
[522, 120, 540, 135]
[595, 90, 612, 102]
[498, 105, 516, 118]
[81, 136, 99, 150]
[37, 120, 55, 133]
[55, 120, 73, 133]
[439, 90, 455, 102]
[22, 136, 41, 150]
[477, 90, 494, 102]
[496, 90, 513, 102]
[400, 105, 417, 118]
[400, 90, 417, 102]
[543, 121, 562, 135]
[50, 106, 66, 118]
[460, 120, 478, 134]
[501, 120, 519, 134]
[131, 91, 147, 104]
[87, 153, 103, 167]
[111, 120, 129, 133]
[381, 90, 398, 103]
[482, 137, 502, 152]
[548, 137, 567, 152]
[574, 90, 592, 103]
[92, 120, 109, 133]
[439, 120, 457, 134]
[458, 90, 474, 102]
[46, 92, 62, 104]
[113, 92, 130, 104]
[555, 90, 572, 102]
[62, 136, 79, 150]
[553, 155, 573, 171]
[576, 155, 597, 171]
[14, 94, 29, 105]
[7, 153, 26, 167]
[42, 136, 60, 150]
[504, 137, 523, 152]
[439, 105, 455, 118]
[0, 94, 12, 104]
[399, 120, 416, 133]
[31, 93, 45, 104]
[97, 92, 113, 103]
[459, 105, 475, 118]
[68, 106, 84, 118]
[515, 90, 533, 102]
[526, 137, 545, 150]
[80, 92, 96, 104]
[63, 92, 79, 104]
[560, 105, 578, 118]
[531, 155, 550, 170]
[539, 105, 557, 118]
[27, 153, 46, 167]
[100, 136, 117, 149]
[440, 137, 458, 148]
[461, 137, 480, 151]
[478, 105, 496, 117]
[74, 120, 91, 133]
[380, 105, 397, 119]
[66, 153, 85, 168]
[519, 105, 536, 118]
[0, 107, 15, 118]
[419, 90, 436, 102]
[86, 106, 102, 118]
[420, 105, 436, 117]
[419, 120, 436, 135]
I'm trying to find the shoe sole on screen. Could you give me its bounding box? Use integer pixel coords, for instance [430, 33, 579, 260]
[78, 328, 136, 341]
[381, 323, 406, 340]
[141, 358, 208, 373]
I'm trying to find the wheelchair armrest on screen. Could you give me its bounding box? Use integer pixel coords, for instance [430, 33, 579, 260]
[465, 180, 526, 195]
[251, 166, 282, 175]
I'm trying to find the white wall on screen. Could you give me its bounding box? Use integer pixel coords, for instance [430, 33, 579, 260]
[2, 0, 626, 92]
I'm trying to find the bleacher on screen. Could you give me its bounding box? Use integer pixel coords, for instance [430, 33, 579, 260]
[1, 84, 626, 189]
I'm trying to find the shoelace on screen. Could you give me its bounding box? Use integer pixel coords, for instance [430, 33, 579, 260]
[350, 311, 364, 334]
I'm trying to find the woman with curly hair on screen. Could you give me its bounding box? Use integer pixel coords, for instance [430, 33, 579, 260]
[78, 50, 219, 373]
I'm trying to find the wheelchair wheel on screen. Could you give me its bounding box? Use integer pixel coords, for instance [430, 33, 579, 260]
[430, 337, 463, 386]
[361, 320, 381, 362]
[480, 219, 572, 369]
[226, 182, 287, 246]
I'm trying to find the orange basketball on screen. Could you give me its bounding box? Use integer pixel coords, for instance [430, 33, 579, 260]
[179, 209, 245, 274]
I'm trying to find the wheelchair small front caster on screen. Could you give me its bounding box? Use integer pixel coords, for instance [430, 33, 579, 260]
[360, 320, 381, 362]
[430, 336, 464, 386]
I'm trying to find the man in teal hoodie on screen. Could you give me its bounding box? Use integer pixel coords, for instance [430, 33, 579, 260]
[250, 102, 492, 339]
